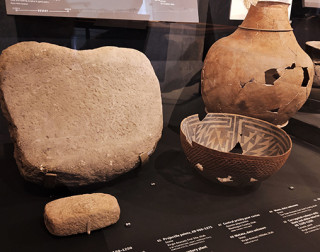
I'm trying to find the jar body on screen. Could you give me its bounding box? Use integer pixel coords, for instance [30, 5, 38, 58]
[201, 2, 314, 125]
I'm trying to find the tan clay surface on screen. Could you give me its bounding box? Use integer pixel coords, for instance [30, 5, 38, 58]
[44, 193, 120, 236]
[202, 2, 314, 125]
[306, 41, 320, 51]
[0, 42, 163, 186]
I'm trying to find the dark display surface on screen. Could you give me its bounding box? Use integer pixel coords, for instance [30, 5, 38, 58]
[1, 122, 320, 252]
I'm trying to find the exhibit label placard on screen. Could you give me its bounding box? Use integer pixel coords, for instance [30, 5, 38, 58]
[5, 0, 199, 23]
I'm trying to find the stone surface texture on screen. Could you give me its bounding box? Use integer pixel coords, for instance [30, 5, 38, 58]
[202, 2, 314, 126]
[44, 193, 120, 236]
[0, 42, 163, 186]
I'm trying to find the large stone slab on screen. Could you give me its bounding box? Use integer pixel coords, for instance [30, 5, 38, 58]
[0, 42, 163, 186]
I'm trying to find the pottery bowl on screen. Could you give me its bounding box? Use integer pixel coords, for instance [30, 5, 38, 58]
[180, 113, 292, 186]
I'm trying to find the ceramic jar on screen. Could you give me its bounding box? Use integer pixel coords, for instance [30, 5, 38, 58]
[201, 1, 314, 126]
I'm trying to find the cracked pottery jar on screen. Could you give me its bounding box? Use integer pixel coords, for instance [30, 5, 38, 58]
[201, 1, 314, 126]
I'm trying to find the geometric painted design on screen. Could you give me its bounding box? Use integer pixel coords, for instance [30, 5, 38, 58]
[180, 113, 292, 187]
[181, 113, 291, 157]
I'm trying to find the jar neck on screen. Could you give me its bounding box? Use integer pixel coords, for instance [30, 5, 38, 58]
[239, 1, 292, 31]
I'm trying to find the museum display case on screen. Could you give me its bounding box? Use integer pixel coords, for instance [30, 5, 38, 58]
[0, 0, 319, 251]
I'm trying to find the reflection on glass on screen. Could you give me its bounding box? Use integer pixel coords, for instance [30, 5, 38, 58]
[5, 0, 199, 22]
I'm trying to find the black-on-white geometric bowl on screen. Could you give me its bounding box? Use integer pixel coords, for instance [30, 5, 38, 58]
[180, 113, 292, 187]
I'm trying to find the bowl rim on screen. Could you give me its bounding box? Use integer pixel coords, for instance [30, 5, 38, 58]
[180, 113, 292, 159]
